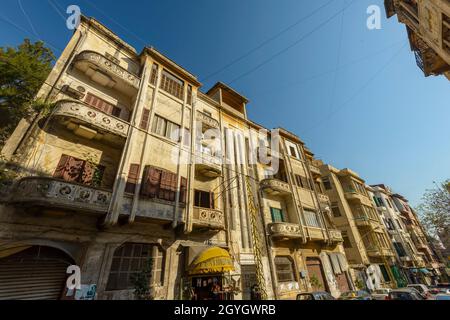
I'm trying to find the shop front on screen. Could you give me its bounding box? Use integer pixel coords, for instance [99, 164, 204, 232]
[181, 246, 237, 300]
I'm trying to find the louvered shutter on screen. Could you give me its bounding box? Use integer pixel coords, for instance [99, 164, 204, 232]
[125, 164, 140, 194]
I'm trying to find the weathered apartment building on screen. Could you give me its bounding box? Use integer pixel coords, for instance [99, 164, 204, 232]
[318, 166, 398, 290]
[0, 16, 351, 300]
[384, 0, 450, 80]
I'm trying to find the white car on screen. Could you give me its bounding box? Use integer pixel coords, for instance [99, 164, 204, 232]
[371, 288, 391, 300]
[406, 284, 431, 299]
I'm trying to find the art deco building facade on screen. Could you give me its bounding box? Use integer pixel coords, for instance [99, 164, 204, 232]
[385, 0, 450, 80]
[0, 16, 350, 300]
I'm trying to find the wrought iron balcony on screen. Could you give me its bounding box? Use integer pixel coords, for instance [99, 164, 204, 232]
[73, 50, 140, 91]
[192, 207, 225, 231]
[53, 100, 130, 141]
[260, 178, 292, 196]
[268, 222, 303, 240]
[9, 177, 111, 214]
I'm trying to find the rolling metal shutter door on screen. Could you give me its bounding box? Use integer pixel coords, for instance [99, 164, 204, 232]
[0, 248, 71, 300]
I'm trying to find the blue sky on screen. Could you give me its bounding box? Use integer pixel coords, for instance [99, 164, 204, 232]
[1, 0, 449, 206]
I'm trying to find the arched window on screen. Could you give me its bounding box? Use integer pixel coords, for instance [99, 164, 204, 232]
[106, 243, 164, 291]
[274, 256, 295, 283]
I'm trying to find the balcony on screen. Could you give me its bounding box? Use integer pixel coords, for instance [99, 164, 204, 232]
[194, 153, 222, 178]
[307, 227, 326, 242]
[376, 206, 387, 213]
[73, 51, 140, 95]
[53, 100, 129, 144]
[260, 179, 292, 197]
[268, 222, 303, 240]
[192, 207, 225, 231]
[196, 111, 219, 129]
[344, 191, 365, 203]
[354, 215, 380, 230]
[9, 177, 111, 214]
[309, 163, 321, 176]
[328, 229, 344, 243]
[317, 193, 329, 204]
[367, 248, 395, 258]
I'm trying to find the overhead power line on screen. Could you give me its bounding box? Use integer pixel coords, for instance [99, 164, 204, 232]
[201, 0, 335, 82]
[228, 0, 357, 85]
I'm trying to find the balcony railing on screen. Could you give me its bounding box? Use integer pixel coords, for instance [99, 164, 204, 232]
[9, 177, 111, 214]
[309, 163, 321, 176]
[328, 229, 344, 242]
[260, 178, 292, 196]
[192, 207, 225, 231]
[73, 51, 140, 90]
[196, 111, 219, 129]
[268, 222, 303, 240]
[53, 100, 130, 138]
[317, 193, 329, 204]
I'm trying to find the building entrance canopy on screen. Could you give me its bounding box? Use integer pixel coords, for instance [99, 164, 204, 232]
[188, 247, 234, 275]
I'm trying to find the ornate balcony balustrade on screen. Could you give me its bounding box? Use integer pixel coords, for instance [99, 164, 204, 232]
[53, 100, 130, 139]
[268, 222, 303, 240]
[328, 229, 344, 242]
[260, 178, 292, 196]
[192, 207, 225, 231]
[196, 111, 219, 129]
[10, 177, 111, 214]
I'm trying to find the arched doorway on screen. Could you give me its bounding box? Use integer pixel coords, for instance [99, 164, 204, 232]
[0, 245, 74, 300]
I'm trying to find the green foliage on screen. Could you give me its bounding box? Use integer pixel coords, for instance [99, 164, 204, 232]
[309, 274, 323, 290]
[0, 39, 55, 146]
[416, 179, 450, 237]
[132, 257, 154, 300]
[354, 278, 365, 290]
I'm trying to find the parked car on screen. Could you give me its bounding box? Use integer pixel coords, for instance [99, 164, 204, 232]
[296, 291, 335, 300]
[371, 288, 391, 300]
[406, 284, 432, 299]
[387, 288, 425, 300]
[338, 290, 372, 300]
[435, 294, 450, 301]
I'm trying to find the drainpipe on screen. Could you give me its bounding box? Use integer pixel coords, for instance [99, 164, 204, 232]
[184, 93, 197, 234]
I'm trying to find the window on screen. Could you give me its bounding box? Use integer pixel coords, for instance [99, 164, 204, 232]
[186, 85, 192, 105]
[342, 231, 352, 248]
[140, 166, 186, 203]
[379, 264, 390, 282]
[150, 63, 158, 85]
[386, 218, 396, 230]
[270, 207, 285, 223]
[331, 204, 342, 218]
[160, 69, 184, 100]
[140, 108, 150, 130]
[289, 146, 298, 158]
[386, 198, 393, 208]
[125, 164, 140, 194]
[274, 256, 295, 283]
[106, 243, 164, 291]
[85, 92, 123, 120]
[53, 154, 105, 187]
[322, 177, 332, 190]
[194, 190, 214, 209]
[151, 115, 180, 142]
[303, 209, 322, 228]
[295, 174, 312, 190]
[373, 197, 384, 207]
[393, 242, 406, 257]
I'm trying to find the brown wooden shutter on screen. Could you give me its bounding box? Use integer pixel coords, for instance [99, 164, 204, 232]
[81, 162, 95, 186]
[141, 166, 161, 197]
[180, 177, 187, 203]
[53, 155, 70, 179]
[125, 164, 140, 194]
[140, 109, 150, 130]
[210, 192, 215, 209]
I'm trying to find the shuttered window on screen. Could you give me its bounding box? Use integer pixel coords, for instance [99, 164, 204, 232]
[140, 108, 150, 130]
[85, 92, 123, 120]
[53, 154, 105, 187]
[295, 174, 312, 190]
[160, 70, 184, 100]
[125, 164, 140, 194]
[151, 115, 180, 142]
[150, 63, 158, 85]
[140, 166, 186, 203]
[270, 207, 285, 223]
[274, 256, 295, 283]
[304, 209, 322, 228]
[106, 243, 164, 291]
